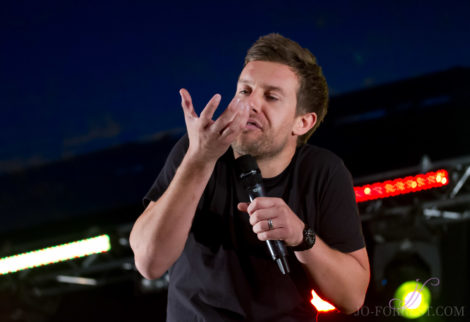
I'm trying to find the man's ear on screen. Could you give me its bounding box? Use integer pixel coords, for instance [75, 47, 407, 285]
[293, 112, 317, 136]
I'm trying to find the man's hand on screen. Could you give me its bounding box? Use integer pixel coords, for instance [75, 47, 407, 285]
[180, 88, 249, 165]
[237, 197, 305, 247]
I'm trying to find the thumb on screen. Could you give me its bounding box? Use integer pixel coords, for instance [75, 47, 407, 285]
[237, 202, 250, 212]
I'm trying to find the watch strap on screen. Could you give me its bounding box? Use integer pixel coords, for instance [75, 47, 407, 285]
[291, 226, 316, 252]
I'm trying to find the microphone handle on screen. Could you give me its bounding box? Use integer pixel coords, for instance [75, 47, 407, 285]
[247, 184, 290, 275]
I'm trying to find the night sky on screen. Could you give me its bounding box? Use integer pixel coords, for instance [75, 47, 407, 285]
[1, 0, 469, 174]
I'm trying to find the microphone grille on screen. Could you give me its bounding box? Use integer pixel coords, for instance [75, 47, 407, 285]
[235, 154, 259, 174]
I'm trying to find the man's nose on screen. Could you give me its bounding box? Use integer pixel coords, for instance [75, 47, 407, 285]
[246, 92, 261, 113]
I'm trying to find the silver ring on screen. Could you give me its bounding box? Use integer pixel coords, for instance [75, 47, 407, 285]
[267, 218, 274, 230]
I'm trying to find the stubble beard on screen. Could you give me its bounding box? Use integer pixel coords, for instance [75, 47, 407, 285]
[231, 130, 288, 161]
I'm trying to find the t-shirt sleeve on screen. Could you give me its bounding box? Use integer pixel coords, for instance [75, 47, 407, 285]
[317, 160, 365, 253]
[143, 134, 189, 208]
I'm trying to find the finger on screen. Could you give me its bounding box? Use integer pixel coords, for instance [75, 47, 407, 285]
[252, 221, 265, 234]
[219, 104, 250, 139]
[256, 229, 285, 242]
[200, 94, 221, 121]
[179, 88, 197, 118]
[237, 202, 250, 212]
[247, 197, 278, 214]
[219, 119, 240, 139]
[212, 109, 239, 135]
[212, 98, 248, 135]
[248, 208, 275, 226]
[252, 218, 283, 234]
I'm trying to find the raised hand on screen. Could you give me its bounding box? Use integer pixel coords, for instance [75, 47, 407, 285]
[180, 88, 249, 165]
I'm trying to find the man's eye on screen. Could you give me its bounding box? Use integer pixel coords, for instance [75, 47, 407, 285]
[266, 95, 278, 101]
[239, 89, 249, 95]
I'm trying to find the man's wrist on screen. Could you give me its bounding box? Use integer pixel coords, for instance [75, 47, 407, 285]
[183, 151, 217, 172]
[290, 226, 316, 252]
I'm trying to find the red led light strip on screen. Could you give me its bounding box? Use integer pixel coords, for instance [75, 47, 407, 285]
[354, 169, 449, 203]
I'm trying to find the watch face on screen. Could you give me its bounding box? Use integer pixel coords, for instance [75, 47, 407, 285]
[291, 227, 315, 251]
[305, 229, 315, 245]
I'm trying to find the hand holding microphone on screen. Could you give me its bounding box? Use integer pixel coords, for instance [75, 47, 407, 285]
[236, 154, 292, 275]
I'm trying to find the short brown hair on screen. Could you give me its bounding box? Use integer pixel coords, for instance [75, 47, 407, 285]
[244, 33, 329, 145]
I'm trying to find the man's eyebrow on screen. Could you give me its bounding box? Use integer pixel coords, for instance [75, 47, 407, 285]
[237, 78, 252, 86]
[237, 78, 286, 95]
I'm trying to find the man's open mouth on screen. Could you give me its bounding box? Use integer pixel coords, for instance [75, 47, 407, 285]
[245, 119, 262, 130]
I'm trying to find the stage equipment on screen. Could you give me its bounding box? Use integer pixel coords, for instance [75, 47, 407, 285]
[354, 169, 449, 203]
[356, 155, 470, 319]
[310, 289, 336, 312]
[0, 234, 110, 275]
[391, 280, 433, 319]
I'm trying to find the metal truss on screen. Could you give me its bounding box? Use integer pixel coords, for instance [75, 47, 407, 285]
[357, 154, 470, 225]
[357, 155, 470, 298]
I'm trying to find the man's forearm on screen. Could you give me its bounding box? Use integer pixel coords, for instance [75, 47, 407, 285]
[129, 154, 215, 279]
[130, 87, 248, 280]
[295, 237, 370, 314]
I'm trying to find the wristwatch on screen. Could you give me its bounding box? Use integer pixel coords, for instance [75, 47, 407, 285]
[291, 226, 316, 251]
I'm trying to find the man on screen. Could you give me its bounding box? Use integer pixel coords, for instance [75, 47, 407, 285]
[130, 33, 370, 321]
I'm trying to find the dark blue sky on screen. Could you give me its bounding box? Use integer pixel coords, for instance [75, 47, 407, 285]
[1, 0, 469, 174]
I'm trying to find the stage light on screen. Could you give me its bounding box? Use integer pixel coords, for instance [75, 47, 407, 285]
[372, 240, 441, 322]
[0, 234, 111, 275]
[354, 169, 449, 202]
[138, 272, 170, 293]
[392, 280, 431, 319]
[310, 289, 336, 312]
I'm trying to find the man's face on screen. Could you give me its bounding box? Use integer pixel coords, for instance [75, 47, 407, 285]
[231, 60, 300, 160]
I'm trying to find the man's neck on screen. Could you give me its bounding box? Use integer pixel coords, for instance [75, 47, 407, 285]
[233, 143, 297, 179]
[256, 145, 296, 178]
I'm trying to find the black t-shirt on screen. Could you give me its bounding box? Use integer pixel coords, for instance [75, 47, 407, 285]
[144, 134, 365, 322]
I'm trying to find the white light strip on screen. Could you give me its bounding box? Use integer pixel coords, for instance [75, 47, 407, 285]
[0, 234, 111, 275]
[56, 275, 98, 286]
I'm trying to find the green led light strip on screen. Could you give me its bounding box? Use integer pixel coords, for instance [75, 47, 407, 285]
[0, 234, 111, 275]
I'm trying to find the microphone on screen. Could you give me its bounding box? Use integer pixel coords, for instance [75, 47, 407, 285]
[235, 154, 290, 275]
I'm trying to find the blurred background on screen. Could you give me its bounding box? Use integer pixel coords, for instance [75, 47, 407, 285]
[1, 1, 469, 321]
